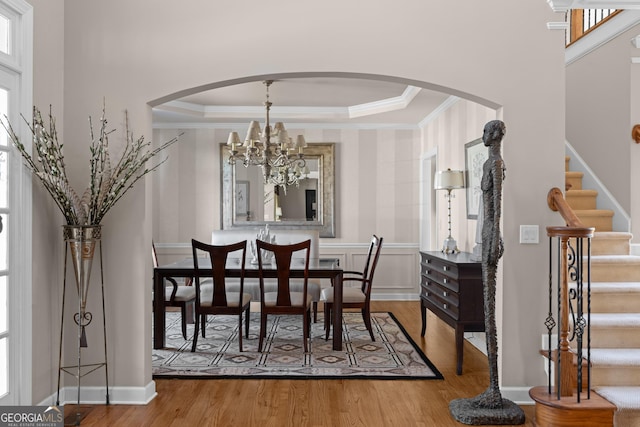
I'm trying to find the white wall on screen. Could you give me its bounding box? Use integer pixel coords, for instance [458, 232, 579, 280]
[28, 0, 66, 404]
[566, 20, 640, 218]
[632, 37, 640, 242]
[26, 0, 566, 403]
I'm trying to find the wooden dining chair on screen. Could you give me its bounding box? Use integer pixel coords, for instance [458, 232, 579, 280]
[257, 239, 312, 353]
[152, 241, 196, 340]
[191, 239, 252, 352]
[321, 235, 383, 341]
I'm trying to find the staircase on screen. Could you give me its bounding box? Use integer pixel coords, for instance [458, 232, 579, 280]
[566, 156, 640, 427]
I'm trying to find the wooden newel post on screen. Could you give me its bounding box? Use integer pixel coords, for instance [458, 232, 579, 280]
[558, 235, 574, 397]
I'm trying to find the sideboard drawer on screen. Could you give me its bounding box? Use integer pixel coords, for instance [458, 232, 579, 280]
[422, 257, 460, 281]
[423, 269, 460, 294]
[422, 281, 459, 319]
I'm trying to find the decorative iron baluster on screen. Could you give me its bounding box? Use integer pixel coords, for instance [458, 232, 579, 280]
[546, 235, 557, 395]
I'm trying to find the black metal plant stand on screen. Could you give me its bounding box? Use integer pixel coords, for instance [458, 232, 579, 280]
[56, 225, 110, 425]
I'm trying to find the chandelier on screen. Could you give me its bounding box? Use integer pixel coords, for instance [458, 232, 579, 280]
[226, 80, 308, 189]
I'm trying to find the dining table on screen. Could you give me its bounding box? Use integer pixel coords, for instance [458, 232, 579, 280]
[153, 257, 344, 350]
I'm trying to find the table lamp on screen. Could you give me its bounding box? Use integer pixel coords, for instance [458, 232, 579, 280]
[434, 168, 465, 254]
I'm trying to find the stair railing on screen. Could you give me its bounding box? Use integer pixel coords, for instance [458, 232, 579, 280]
[546, 187, 595, 401]
[566, 9, 619, 46]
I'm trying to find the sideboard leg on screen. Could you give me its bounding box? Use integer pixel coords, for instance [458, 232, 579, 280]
[455, 326, 464, 375]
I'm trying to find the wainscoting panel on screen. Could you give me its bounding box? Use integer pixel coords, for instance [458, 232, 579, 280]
[322, 242, 420, 300]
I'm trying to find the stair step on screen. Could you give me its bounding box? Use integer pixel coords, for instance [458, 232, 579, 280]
[567, 189, 598, 210]
[566, 170, 584, 190]
[590, 256, 640, 282]
[588, 314, 640, 347]
[590, 349, 640, 387]
[575, 209, 614, 232]
[530, 385, 616, 427]
[591, 232, 632, 256]
[593, 387, 640, 423]
[587, 282, 640, 312]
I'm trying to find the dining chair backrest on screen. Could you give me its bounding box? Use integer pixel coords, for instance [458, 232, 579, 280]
[256, 239, 311, 307]
[152, 241, 159, 268]
[191, 239, 247, 307]
[362, 235, 383, 296]
[361, 235, 378, 279]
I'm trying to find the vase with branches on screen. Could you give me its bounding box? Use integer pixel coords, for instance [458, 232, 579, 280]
[2, 104, 179, 226]
[1, 103, 181, 407]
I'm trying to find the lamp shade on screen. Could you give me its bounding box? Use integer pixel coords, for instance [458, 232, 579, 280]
[434, 169, 465, 190]
[227, 131, 241, 146]
[244, 121, 262, 146]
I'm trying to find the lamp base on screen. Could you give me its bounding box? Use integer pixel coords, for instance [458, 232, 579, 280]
[441, 236, 459, 254]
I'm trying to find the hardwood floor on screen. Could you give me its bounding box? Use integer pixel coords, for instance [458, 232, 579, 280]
[65, 301, 536, 426]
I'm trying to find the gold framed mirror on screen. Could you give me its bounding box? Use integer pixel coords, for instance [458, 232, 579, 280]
[220, 142, 335, 237]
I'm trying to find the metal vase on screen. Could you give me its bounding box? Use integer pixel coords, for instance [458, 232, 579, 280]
[63, 225, 101, 347]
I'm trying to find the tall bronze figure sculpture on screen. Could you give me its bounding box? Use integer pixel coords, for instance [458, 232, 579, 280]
[449, 120, 525, 425]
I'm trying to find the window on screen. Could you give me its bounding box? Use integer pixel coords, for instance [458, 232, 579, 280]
[0, 0, 32, 405]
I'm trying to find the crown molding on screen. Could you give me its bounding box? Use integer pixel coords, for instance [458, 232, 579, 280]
[348, 85, 421, 118]
[160, 85, 423, 122]
[158, 101, 351, 120]
[152, 121, 419, 131]
[417, 96, 460, 129]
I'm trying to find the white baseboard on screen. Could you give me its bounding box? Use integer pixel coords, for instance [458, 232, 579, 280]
[39, 381, 157, 406]
[632, 243, 640, 256]
[500, 386, 535, 406]
[464, 332, 487, 355]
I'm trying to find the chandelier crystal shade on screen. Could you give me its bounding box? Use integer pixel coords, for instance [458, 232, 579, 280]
[227, 80, 308, 189]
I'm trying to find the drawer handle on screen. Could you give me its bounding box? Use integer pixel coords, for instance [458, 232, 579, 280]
[443, 266, 449, 271]
[443, 303, 448, 310]
[443, 291, 448, 297]
[443, 278, 448, 284]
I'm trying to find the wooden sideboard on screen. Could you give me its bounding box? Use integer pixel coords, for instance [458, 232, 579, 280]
[419, 251, 484, 375]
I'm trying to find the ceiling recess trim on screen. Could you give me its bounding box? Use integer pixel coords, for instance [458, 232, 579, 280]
[348, 85, 421, 118]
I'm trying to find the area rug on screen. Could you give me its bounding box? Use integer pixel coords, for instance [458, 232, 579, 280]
[152, 311, 443, 380]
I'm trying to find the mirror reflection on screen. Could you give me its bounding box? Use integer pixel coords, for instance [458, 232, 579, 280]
[221, 142, 335, 237]
[234, 158, 320, 222]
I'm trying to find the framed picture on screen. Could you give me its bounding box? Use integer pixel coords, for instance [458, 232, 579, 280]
[235, 180, 249, 217]
[465, 138, 488, 219]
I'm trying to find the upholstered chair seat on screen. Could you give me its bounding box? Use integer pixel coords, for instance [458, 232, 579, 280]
[263, 292, 312, 307]
[199, 289, 251, 308]
[320, 287, 366, 304]
[165, 285, 197, 302]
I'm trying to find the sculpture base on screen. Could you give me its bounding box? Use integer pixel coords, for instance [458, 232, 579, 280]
[449, 397, 525, 425]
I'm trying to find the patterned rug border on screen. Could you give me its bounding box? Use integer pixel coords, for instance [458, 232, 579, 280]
[153, 311, 444, 381]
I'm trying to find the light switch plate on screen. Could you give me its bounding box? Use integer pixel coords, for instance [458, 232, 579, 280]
[520, 225, 539, 244]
